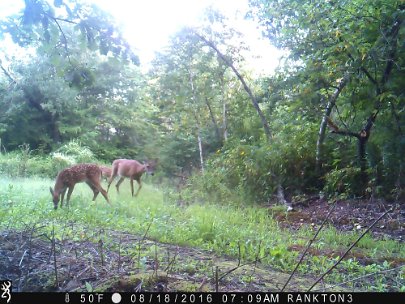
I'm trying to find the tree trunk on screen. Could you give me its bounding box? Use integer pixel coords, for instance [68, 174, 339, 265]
[332, 128, 369, 190]
[223, 100, 228, 141]
[219, 69, 228, 142]
[196, 33, 272, 141]
[277, 184, 293, 210]
[188, 68, 205, 173]
[49, 113, 61, 143]
[205, 98, 221, 141]
[316, 72, 350, 173]
[23, 86, 62, 144]
[357, 136, 368, 188]
[197, 129, 204, 174]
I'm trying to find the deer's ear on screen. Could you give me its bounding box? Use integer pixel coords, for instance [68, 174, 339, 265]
[50, 187, 54, 196]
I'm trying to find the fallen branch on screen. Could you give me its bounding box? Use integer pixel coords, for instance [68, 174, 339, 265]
[18, 250, 28, 267]
[307, 208, 393, 291]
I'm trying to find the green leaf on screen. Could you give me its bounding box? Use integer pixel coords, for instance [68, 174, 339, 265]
[85, 281, 93, 292]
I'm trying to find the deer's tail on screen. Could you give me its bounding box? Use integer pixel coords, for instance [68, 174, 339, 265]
[111, 160, 120, 179]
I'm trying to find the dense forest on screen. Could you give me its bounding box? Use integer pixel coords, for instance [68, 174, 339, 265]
[0, 0, 404, 294]
[1, 0, 404, 202]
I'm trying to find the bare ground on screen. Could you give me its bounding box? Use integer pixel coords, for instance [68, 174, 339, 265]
[0, 229, 319, 293]
[273, 198, 405, 241]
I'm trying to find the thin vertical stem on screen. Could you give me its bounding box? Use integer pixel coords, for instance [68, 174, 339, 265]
[52, 226, 59, 288]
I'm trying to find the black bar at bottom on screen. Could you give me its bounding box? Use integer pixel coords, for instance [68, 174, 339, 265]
[8, 292, 405, 304]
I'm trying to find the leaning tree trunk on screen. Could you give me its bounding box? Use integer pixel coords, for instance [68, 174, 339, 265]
[196, 33, 272, 142]
[316, 72, 350, 173]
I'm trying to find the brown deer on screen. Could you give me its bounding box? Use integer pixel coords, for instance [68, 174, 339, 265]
[107, 159, 157, 197]
[50, 163, 110, 209]
[99, 165, 112, 182]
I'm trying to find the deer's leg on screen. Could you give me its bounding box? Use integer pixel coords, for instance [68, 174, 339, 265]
[107, 175, 115, 193]
[130, 177, 135, 197]
[88, 181, 110, 204]
[134, 178, 142, 197]
[60, 188, 67, 208]
[107, 165, 119, 192]
[66, 186, 75, 207]
[95, 184, 110, 204]
[115, 177, 125, 194]
[86, 182, 99, 201]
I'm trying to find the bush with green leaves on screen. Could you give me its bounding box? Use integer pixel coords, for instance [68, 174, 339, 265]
[323, 166, 364, 199]
[54, 139, 95, 163]
[0, 152, 21, 177]
[183, 128, 318, 205]
[0, 140, 99, 178]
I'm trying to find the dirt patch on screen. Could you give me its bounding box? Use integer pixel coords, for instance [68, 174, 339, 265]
[270, 198, 405, 241]
[0, 229, 321, 292]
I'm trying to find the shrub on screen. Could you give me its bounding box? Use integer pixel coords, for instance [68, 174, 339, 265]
[49, 152, 75, 174]
[323, 166, 363, 198]
[26, 156, 55, 177]
[54, 139, 95, 163]
[182, 133, 318, 205]
[0, 152, 21, 177]
[0, 140, 98, 178]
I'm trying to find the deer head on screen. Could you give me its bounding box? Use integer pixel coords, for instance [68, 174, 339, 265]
[49, 186, 62, 209]
[143, 159, 158, 176]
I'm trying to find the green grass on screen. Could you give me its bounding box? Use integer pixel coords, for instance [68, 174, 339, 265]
[0, 176, 404, 291]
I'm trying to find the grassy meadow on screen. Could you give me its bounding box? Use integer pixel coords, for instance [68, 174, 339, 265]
[0, 176, 404, 291]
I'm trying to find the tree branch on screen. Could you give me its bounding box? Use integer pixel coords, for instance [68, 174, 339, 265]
[43, 13, 74, 66]
[0, 63, 18, 85]
[42, 12, 79, 25]
[331, 129, 361, 139]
